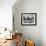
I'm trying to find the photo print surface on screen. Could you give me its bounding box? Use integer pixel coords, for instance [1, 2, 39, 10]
[21, 13, 37, 26]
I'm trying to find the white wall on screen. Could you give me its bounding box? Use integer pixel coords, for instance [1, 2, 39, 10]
[0, 0, 16, 30]
[13, 0, 41, 46]
[41, 0, 46, 46]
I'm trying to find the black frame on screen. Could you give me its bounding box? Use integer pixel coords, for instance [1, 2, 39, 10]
[21, 13, 37, 26]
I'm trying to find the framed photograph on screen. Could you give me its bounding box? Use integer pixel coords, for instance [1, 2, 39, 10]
[21, 13, 37, 26]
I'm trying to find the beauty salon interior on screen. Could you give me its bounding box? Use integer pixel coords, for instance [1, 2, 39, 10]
[0, 0, 46, 46]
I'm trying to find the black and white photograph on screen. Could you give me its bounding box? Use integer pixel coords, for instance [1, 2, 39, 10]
[21, 13, 37, 25]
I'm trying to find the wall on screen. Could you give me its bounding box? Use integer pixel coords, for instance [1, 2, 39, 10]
[13, 0, 41, 46]
[41, 0, 46, 46]
[0, 0, 16, 30]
